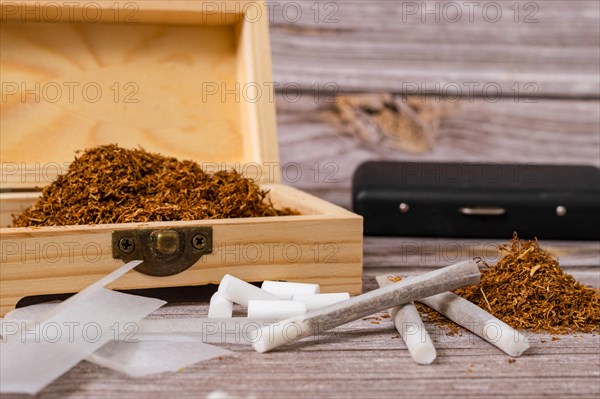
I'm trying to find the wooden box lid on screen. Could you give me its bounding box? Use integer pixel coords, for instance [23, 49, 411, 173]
[0, 0, 279, 189]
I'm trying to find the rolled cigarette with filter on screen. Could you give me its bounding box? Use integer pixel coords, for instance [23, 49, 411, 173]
[261, 281, 320, 300]
[418, 292, 530, 357]
[375, 276, 436, 365]
[217, 274, 279, 306]
[248, 300, 307, 319]
[251, 259, 481, 353]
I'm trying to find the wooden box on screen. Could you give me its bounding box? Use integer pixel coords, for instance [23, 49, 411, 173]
[0, 0, 363, 315]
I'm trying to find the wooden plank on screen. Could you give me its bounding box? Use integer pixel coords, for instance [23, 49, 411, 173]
[269, 0, 600, 97]
[277, 95, 600, 208]
[31, 371, 600, 399]
[362, 237, 600, 268]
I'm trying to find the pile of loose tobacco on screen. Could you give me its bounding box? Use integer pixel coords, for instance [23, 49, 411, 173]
[12, 145, 297, 227]
[389, 235, 600, 334]
[454, 236, 600, 333]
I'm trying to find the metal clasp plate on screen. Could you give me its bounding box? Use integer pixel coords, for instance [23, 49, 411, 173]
[112, 227, 213, 277]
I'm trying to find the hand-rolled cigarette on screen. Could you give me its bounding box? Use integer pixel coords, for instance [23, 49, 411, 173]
[261, 281, 320, 300]
[292, 293, 350, 311]
[217, 275, 279, 306]
[418, 292, 530, 357]
[251, 260, 480, 353]
[208, 293, 234, 318]
[375, 276, 436, 365]
[248, 300, 307, 319]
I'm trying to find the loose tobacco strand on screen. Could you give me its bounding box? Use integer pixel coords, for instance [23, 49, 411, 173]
[12, 144, 297, 227]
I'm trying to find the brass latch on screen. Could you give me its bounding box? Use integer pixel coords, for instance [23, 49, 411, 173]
[112, 227, 213, 276]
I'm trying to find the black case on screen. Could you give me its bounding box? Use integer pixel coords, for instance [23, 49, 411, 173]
[352, 162, 600, 240]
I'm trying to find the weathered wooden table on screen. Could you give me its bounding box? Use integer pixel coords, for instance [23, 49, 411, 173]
[4, 1, 600, 397]
[8, 238, 599, 399]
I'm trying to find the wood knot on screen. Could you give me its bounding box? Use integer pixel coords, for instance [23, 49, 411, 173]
[326, 94, 453, 154]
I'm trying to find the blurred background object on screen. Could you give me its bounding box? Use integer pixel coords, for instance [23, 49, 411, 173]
[274, 0, 599, 209]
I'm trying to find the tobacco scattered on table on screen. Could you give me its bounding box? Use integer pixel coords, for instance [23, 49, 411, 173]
[455, 235, 600, 333]
[388, 235, 600, 334]
[11, 144, 297, 227]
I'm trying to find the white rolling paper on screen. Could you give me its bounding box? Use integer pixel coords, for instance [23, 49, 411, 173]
[2, 294, 236, 379]
[88, 333, 233, 377]
[4, 305, 278, 345]
[0, 261, 166, 395]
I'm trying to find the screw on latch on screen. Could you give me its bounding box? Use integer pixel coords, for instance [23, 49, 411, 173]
[556, 206, 567, 217]
[118, 237, 135, 254]
[192, 234, 207, 250]
[399, 202, 410, 214]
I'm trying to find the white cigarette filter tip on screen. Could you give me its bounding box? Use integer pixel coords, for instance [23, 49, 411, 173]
[248, 300, 307, 319]
[292, 293, 350, 311]
[403, 327, 437, 365]
[419, 292, 531, 357]
[482, 319, 530, 357]
[375, 275, 437, 365]
[208, 293, 234, 318]
[250, 317, 311, 353]
[412, 344, 436, 365]
[217, 275, 279, 307]
[261, 281, 320, 300]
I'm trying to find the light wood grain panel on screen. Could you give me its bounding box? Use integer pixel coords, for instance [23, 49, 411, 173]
[0, 0, 250, 24]
[269, 0, 600, 97]
[0, 1, 281, 188]
[0, 22, 243, 164]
